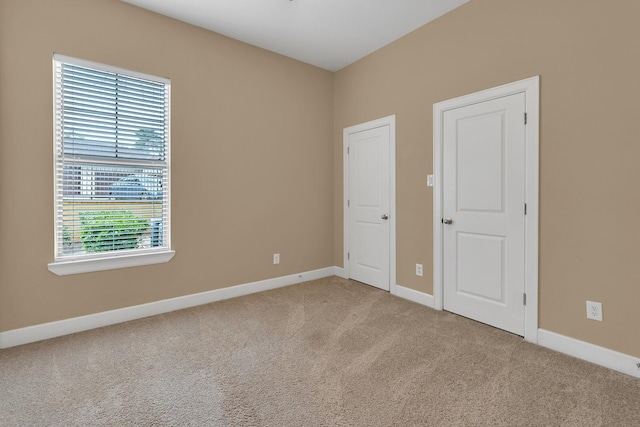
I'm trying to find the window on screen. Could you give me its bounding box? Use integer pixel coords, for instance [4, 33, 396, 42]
[48, 55, 174, 275]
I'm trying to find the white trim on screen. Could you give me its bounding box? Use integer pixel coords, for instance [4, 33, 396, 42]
[343, 115, 397, 292]
[343, 136, 350, 278]
[5, 268, 640, 380]
[48, 250, 176, 275]
[164, 79, 173, 251]
[333, 266, 348, 279]
[433, 76, 540, 343]
[0, 267, 334, 349]
[538, 329, 640, 379]
[392, 285, 435, 308]
[53, 53, 170, 84]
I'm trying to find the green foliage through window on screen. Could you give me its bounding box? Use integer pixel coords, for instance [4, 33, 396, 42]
[79, 210, 149, 253]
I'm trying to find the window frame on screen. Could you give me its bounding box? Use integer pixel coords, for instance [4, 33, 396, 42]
[48, 54, 174, 276]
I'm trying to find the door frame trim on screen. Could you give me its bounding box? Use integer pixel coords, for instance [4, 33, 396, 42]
[433, 77, 539, 342]
[343, 115, 396, 292]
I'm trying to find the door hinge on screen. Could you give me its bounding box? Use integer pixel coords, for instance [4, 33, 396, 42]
[524, 112, 528, 125]
[347, 146, 350, 154]
[347, 199, 350, 207]
[523, 293, 527, 305]
[347, 252, 350, 260]
[524, 203, 527, 215]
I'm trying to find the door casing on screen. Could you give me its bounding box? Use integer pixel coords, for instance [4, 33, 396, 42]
[433, 77, 539, 343]
[343, 115, 396, 293]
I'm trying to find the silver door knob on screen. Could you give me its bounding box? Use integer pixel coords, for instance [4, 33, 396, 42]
[443, 218, 453, 224]
[381, 214, 389, 220]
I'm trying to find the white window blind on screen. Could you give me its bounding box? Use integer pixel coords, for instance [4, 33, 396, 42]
[52, 54, 171, 266]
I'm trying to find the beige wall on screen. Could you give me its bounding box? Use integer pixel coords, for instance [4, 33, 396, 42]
[334, 0, 640, 357]
[0, 0, 334, 331]
[2, 0, 639, 361]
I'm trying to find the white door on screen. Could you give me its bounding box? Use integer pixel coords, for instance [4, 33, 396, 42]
[348, 125, 391, 291]
[443, 93, 526, 335]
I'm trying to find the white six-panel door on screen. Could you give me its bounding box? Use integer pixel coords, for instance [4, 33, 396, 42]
[443, 93, 526, 336]
[347, 125, 391, 291]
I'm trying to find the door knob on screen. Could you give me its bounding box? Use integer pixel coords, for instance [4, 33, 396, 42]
[442, 218, 453, 224]
[381, 214, 389, 220]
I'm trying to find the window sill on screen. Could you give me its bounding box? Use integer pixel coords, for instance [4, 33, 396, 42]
[48, 250, 175, 276]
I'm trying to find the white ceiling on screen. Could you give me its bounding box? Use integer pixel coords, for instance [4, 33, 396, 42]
[122, 0, 469, 71]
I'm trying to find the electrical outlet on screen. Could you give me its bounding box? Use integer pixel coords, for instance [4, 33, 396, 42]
[416, 264, 423, 277]
[273, 253, 280, 265]
[586, 301, 603, 321]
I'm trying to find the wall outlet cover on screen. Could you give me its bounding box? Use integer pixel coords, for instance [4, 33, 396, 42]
[586, 300, 603, 321]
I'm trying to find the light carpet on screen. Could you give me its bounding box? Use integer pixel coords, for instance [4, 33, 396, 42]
[1, 276, 639, 426]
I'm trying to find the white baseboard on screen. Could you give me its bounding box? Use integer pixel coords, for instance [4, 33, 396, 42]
[538, 329, 640, 379]
[333, 266, 347, 279]
[392, 284, 435, 308]
[386, 291, 640, 379]
[4, 272, 639, 380]
[0, 267, 335, 349]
